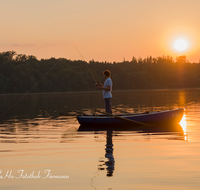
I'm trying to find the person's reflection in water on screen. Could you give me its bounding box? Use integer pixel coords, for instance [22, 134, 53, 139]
[98, 130, 115, 177]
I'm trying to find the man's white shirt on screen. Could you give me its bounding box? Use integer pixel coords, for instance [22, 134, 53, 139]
[103, 78, 112, 99]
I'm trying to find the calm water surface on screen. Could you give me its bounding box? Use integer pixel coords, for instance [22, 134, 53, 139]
[0, 89, 200, 190]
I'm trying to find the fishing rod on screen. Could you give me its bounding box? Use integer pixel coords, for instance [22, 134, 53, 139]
[74, 46, 100, 86]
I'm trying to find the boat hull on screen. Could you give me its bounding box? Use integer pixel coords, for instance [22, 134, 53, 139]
[77, 108, 184, 127]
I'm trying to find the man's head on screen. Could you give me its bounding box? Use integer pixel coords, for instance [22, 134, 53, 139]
[103, 70, 111, 78]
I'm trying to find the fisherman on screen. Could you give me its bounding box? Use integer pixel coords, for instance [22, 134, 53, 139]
[97, 70, 113, 114]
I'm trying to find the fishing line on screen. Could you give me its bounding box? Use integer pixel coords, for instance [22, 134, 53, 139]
[0, 59, 61, 118]
[74, 46, 99, 84]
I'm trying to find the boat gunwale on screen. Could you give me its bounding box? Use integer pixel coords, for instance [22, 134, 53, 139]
[77, 108, 184, 119]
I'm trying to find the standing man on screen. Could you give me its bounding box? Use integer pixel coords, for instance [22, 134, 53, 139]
[97, 70, 113, 114]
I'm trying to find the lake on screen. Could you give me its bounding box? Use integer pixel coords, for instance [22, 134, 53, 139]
[0, 89, 200, 190]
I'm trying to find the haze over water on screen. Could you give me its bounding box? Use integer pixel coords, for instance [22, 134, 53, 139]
[1, 89, 200, 189]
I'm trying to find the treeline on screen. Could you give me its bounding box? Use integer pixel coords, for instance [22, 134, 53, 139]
[0, 51, 200, 94]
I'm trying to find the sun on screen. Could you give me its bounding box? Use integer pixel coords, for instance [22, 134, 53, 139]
[173, 38, 189, 52]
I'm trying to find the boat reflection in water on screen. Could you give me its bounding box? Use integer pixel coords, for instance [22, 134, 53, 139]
[78, 121, 185, 133]
[78, 116, 187, 177]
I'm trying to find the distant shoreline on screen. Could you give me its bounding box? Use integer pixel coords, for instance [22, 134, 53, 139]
[0, 87, 200, 96]
[1, 52, 200, 95]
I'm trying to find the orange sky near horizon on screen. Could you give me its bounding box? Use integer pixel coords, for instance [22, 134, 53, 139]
[0, 0, 200, 62]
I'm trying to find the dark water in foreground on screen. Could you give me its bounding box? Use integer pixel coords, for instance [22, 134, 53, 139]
[0, 89, 200, 190]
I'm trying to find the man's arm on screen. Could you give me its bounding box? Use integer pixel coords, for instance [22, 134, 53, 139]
[97, 84, 111, 91]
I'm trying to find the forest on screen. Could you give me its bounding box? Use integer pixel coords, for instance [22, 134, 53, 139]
[0, 51, 200, 94]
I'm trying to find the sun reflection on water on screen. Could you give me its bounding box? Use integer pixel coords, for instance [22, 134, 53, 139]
[179, 113, 188, 141]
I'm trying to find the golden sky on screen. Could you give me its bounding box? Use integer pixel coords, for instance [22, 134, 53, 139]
[0, 0, 200, 62]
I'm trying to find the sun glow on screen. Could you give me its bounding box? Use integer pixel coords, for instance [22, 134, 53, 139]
[162, 26, 199, 61]
[173, 38, 189, 52]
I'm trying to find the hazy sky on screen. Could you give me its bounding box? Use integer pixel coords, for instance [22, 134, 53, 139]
[0, 0, 200, 62]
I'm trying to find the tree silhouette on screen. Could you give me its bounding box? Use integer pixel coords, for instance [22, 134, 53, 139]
[0, 51, 200, 94]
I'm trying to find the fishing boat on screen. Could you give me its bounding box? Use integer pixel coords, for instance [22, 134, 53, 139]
[76, 108, 184, 126]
